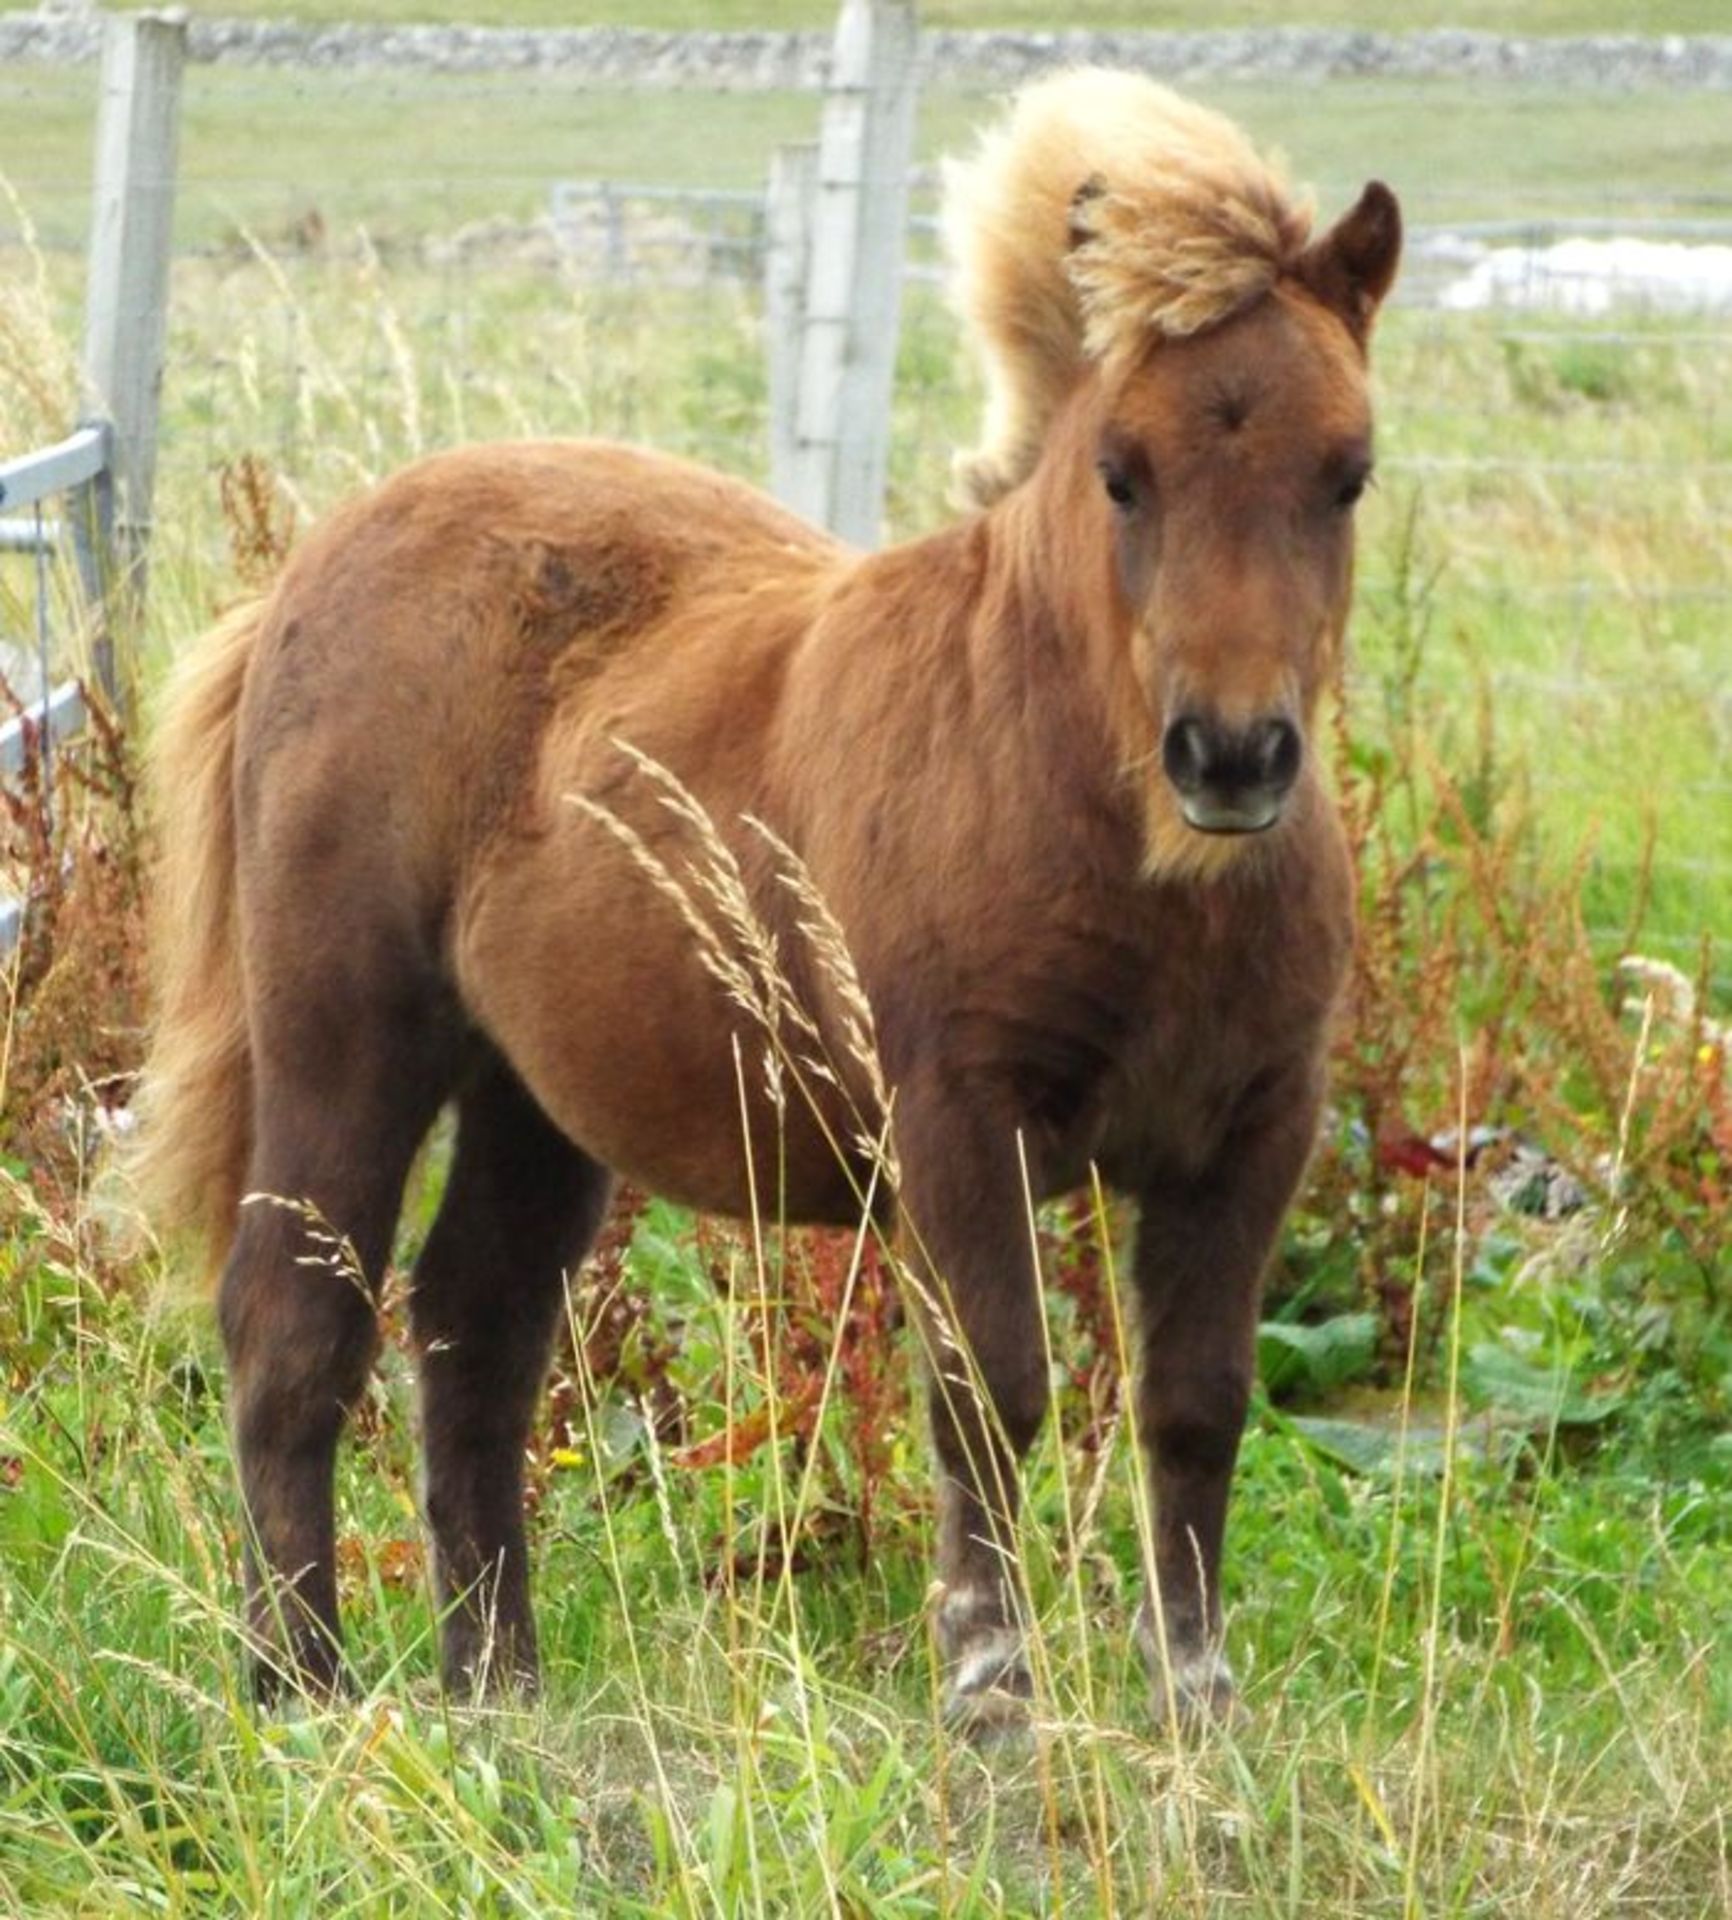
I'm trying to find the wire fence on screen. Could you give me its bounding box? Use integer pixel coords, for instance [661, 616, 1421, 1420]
[1, 57, 1727, 987]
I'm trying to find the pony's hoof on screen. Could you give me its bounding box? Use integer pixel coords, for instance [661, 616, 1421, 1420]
[251, 1642, 353, 1713]
[1136, 1609, 1244, 1732]
[945, 1680, 1033, 1745]
[1147, 1646, 1245, 1733]
[441, 1636, 541, 1708]
[943, 1626, 1033, 1744]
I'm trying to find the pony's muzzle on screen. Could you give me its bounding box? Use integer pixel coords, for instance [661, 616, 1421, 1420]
[1161, 711, 1301, 834]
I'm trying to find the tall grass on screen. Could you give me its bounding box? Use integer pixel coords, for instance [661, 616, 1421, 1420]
[1, 1144, 1727, 1912]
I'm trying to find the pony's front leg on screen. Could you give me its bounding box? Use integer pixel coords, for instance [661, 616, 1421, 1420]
[896, 1095, 1050, 1737]
[1130, 1062, 1325, 1727]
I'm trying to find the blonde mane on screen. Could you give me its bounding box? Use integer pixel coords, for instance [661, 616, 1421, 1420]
[943, 69, 1315, 507]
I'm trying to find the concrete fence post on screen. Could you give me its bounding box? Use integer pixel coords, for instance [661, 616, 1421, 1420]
[81, 7, 185, 692]
[765, 141, 819, 505]
[770, 0, 918, 546]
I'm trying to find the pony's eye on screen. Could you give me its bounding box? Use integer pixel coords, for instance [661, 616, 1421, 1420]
[1098, 462, 1137, 510]
[1335, 469, 1372, 510]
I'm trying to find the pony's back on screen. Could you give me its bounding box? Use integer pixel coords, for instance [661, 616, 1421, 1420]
[943, 68, 1312, 507]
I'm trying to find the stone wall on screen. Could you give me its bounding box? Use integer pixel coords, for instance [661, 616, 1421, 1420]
[2, 10, 1730, 91]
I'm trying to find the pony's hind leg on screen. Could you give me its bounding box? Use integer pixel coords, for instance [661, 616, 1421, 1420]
[220, 1001, 452, 1701]
[409, 1052, 612, 1698]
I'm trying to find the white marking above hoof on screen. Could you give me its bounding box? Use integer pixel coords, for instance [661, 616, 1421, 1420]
[1138, 1618, 1243, 1729]
[944, 1624, 1033, 1743]
[951, 1625, 1027, 1698]
[937, 1583, 990, 1635]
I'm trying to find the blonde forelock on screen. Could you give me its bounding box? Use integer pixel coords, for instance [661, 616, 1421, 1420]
[943, 69, 1314, 504]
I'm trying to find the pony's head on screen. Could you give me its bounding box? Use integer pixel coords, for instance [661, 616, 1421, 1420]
[946, 71, 1401, 871]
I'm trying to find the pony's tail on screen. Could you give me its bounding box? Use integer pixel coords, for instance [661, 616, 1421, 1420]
[127, 600, 263, 1288]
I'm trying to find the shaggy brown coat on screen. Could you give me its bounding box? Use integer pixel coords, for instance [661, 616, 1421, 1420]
[134, 69, 1400, 1727]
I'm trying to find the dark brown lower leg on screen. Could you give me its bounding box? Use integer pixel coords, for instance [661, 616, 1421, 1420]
[221, 1089, 439, 1700]
[927, 1348, 1048, 1717]
[409, 1055, 611, 1697]
[1130, 1069, 1325, 1723]
[894, 1087, 1050, 1730]
[1134, 1298, 1252, 1720]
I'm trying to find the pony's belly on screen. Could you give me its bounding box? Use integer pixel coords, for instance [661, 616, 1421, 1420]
[538, 1047, 869, 1229]
[528, 1050, 870, 1229]
[457, 876, 868, 1227]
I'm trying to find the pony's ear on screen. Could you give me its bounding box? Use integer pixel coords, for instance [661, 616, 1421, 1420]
[1298, 181, 1402, 344]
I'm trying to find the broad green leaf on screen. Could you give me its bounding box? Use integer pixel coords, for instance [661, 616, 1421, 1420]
[1258, 1311, 1380, 1398]
[1461, 1342, 1626, 1427]
[1284, 1410, 1514, 1477]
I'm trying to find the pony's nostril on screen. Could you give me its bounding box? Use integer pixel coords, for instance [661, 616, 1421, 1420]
[1252, 717, 1301, 794]
[1163, 711, 1303, 833]
[1161, 716, 1212, 794]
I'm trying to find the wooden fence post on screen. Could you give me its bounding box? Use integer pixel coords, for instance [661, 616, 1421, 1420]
[772, 0, 918, 546]
[81, 8, 185, 694]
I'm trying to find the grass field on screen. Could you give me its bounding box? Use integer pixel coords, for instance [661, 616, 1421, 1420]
[7, 63, 1732, 250]
[2, 48, 1729, 1919]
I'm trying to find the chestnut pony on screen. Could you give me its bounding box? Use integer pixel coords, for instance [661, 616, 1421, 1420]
[135, 71, 1399, 1730]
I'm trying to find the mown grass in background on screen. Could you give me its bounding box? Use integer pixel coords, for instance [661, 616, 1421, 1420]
[6, 64, 1732, 251]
